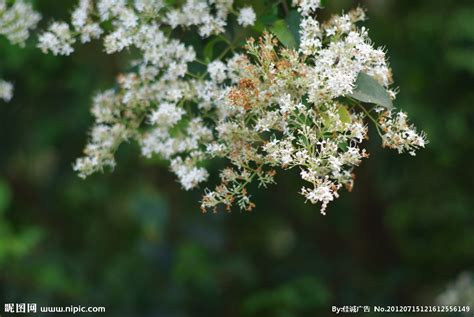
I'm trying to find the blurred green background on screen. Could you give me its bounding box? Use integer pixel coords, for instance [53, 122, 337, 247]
[0, 0, 473, 316]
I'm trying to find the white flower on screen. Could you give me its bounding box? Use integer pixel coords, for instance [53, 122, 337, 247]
[103, 28, 132, 53]
[208, 60, 227, 84]
[97, 0, 126, 21]
[349, 121, 367, 142]
[278, 94, 296, 114]
[206, 143, 226, 157]
[79, 23, 103, 43]
[71, 0, 90, 30]
[69, 0, 104, 43]
[0, 1, 41, 102]
[198, 16, 226, 38]
[255, 111, 279, 132]
[0, 80, 13, 102]
[299, 17, 322, 55]
[38, 22, 75, 56]
[437, 272, 474, 308]
[170, 157, 209, 190]
[226, 54, 247, 83]
[380, 111, 427, 155]
[301, 178, 341, 215]
[148, 103, 185, 127]
[293, 0, 321, 17]
[134, 0, 164, 13]
[165, 10, 183, 28]
[237, 7, 256, 27]
[118, 8, 138, 29]
[0, 0, 41, 46]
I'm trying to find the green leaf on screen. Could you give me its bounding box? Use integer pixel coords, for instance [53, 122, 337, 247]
[322, 105, 352, 132]
[203, 37, 226, 61]
[349, 72, 393, 109]
[338, 141, 349, 152]
[286, 10, 302, 47]
[270, 20, 297, 48]
[253, 8, 279, 33]
[337, 105, 352, 124]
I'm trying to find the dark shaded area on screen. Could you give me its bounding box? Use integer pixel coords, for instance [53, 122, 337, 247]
[0, 0, 473, 316]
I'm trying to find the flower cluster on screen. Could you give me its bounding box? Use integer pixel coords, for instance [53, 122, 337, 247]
[379, 110, 427, 155]
[34, 1, 426, 214]
[437, 272, 474, 313]
[36, 0, 255, 181]
[0, 0, 40, 102]
[201, 34, 372, 213]
[0, 80, 13, 102]
[293, 0, 321, 17]
[199, 6, 426, 213]
[38, 0, 256, 56]
[0, 0, 40, 46]
[237, 7, 256, 27]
